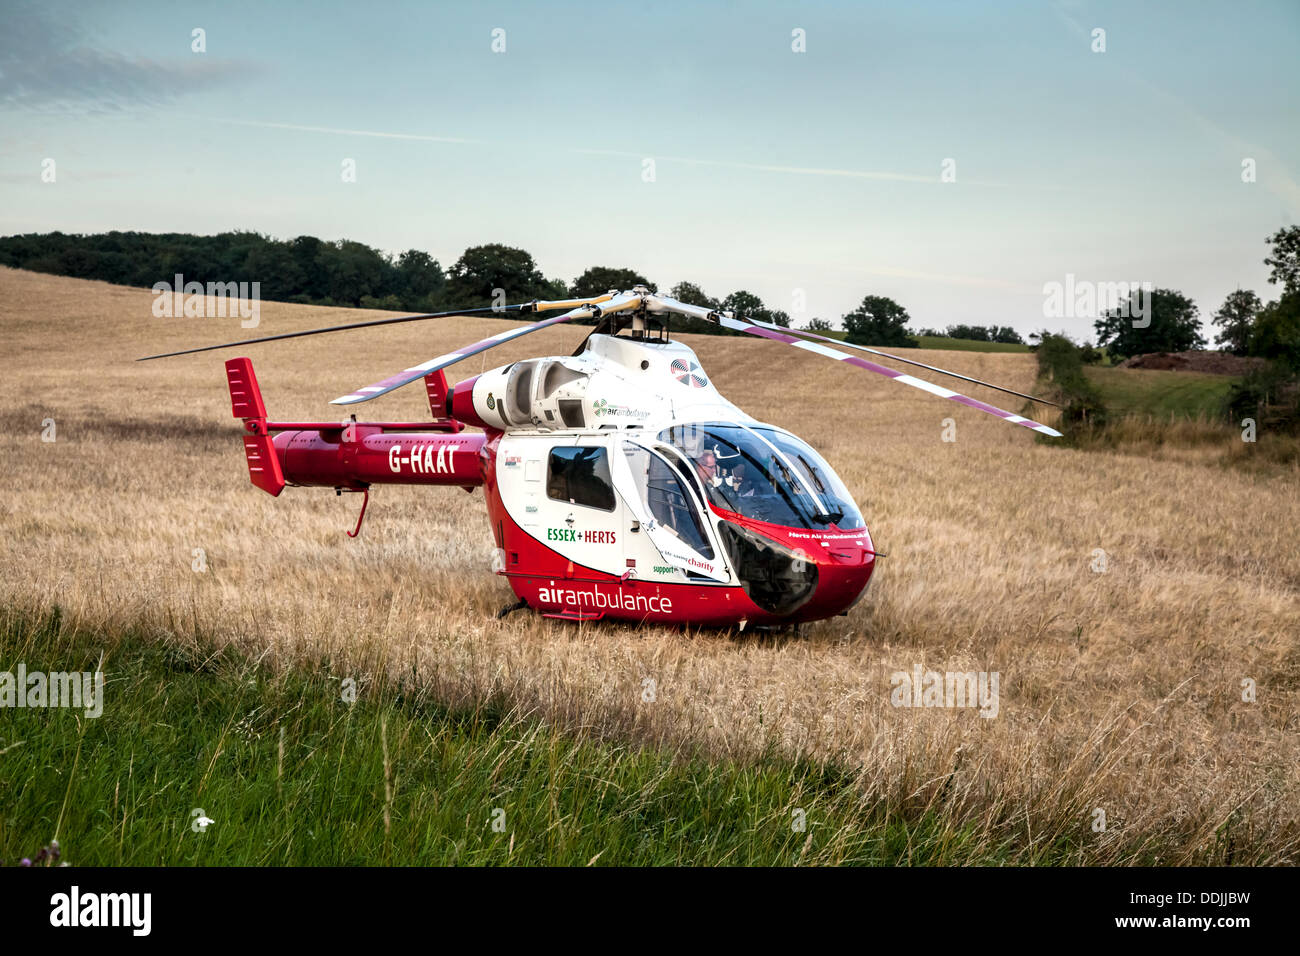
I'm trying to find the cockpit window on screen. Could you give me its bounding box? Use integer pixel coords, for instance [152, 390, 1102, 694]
[620, 442, 714, 558]
[752, 427, 864, 529]
[657, 423, 864, 530]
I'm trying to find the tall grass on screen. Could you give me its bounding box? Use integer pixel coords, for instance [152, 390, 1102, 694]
[5, 599, 1291, 865]
[2, 606, 1075, 866]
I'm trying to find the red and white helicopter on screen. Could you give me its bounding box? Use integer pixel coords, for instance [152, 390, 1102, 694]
[142, 288, 1060, 628]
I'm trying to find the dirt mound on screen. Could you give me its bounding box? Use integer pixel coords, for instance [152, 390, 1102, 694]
[1118, 351, 1267, 375]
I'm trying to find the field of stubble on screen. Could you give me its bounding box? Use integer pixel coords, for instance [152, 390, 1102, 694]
[2, 266, 1297, 864]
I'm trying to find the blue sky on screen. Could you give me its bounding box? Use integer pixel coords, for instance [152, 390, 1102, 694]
[2, 0, 1297, 339]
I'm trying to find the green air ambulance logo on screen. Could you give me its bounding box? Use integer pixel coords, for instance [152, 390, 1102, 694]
[593, 398, 650, 420]
[486, 392, 496, 411]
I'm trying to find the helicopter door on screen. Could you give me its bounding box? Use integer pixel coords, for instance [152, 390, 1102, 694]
[610, 439, 730, 583]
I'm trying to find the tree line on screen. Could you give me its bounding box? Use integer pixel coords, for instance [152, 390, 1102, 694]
[827, 227, 1300, 369]
[1, 227, 1296, 368]
[0, 232, 790, 337]
[1083, 227, 1299, 368]
[1028, 228, 1300, 431]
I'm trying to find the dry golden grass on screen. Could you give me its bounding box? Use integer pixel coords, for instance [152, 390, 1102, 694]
[2, 266, 1297, 863]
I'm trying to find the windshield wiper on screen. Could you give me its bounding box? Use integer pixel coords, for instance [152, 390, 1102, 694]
[812, 510, 843, 525]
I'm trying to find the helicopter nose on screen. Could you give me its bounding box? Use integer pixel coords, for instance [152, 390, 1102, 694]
[801, 538, 876, 620]
[716, 520, 876, 623]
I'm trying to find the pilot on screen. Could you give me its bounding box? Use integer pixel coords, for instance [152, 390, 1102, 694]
[694, 450, 722, 490]
[727, 460, 756, 498]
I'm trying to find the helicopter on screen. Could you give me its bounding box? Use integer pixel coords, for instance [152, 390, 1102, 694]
[141, 287, 1061, 628]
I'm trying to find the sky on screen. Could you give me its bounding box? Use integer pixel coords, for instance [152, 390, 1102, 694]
[1, 0, 1297, 340]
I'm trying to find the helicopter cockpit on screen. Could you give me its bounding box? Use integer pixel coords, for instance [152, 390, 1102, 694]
[647, 422, 866, 616]
[657, 423, 864, 530]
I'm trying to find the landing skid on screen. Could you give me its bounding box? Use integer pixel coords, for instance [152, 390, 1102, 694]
[495, 598, 530, 620]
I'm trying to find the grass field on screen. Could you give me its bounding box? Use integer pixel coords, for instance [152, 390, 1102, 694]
[2, 266, 1298, 865]
[1, 606, 1040, 865]
[1083, 366, 1238, 420]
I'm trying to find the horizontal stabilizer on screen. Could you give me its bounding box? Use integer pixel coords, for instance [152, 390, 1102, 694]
[240, 431, 286, 497]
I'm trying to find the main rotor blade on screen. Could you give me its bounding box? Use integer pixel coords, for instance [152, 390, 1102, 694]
[749, 319, 1060, 408]
[721, 317, 1063, 437]
[330, 294, 643, 406]
[645, 294, 1062, 437]
[135, 293, 615, 361]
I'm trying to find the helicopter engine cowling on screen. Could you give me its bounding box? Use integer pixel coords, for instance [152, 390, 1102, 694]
[447, 367, 519, 430]
[448, 374, 492, 429]
[450, 359, 597, 431]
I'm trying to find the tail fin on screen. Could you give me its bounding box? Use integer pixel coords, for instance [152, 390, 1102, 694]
[225, 357, 286, 496]
[423, 370, 465, 432]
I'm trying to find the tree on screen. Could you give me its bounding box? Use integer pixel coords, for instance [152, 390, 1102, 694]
[1249, 291, 1300, 369]
[720, 290, 765, 318]
[396, 249, 444, 306]
[802, 317, 834, 332]
[322, 240, 393, 305]
[945, 324, 990, 341]
[243, 241, 304, 303]
[1078, 340, 1104, 364]
[1211, 289, 1262, 356]
[842, 295, 918, 348]
[569, 266, 652, 298]
[446, 244, 551, 307]
[1092, 288, 1205, 359]
[940, 324, 1023, 344]
[1237, 222, 1300, 428]
[290, 235, 329, 300]
[668, 280, 718, 310]
[657, 281, 732, 335]
[720, 290, 789, 327]
[1035, 333, 1107, 428]
[1264, 226, 1300, 295]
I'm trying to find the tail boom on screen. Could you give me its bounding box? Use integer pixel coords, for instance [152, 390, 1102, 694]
[225, 357, 485, 496]
[272, 428, 485, 490]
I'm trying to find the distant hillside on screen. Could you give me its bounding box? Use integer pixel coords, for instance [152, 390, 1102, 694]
[0, 229, 455, 311]
[0, 231, 1047, 351]
[914, 335, 1032, 353]
[0, 231, 792, 338]
[808, 328, 1032, 353]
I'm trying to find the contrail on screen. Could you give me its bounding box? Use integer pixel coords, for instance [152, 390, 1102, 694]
[210, 117, 485, 145]
[205, 115, 1010, 186]
[1051, 0, 1300, 213]
[569, 147, 939, 183]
